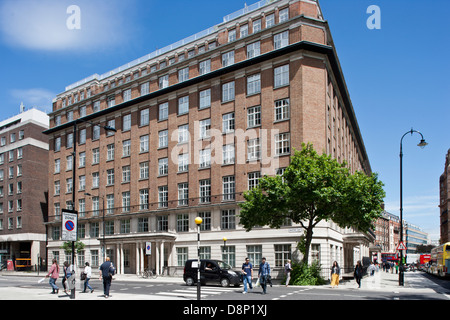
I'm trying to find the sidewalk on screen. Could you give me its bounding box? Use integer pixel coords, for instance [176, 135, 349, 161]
[333, 270, 442, 293]
[0, 269, 443, 300]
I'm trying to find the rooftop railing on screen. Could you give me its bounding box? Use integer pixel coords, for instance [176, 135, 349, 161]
[64, 0, 281, 92]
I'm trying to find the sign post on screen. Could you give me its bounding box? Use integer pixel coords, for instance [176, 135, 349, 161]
[62, 209, 78, 299]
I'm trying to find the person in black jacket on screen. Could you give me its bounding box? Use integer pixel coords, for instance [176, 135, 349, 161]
[354, 260, 363, 288]
[99, 257, 115, 298]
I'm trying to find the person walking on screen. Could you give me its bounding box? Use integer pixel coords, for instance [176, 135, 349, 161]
[99, 257, 115, 298]
[82, 262, 94, 293]
[284, 259, 293, 287]
[46, 259, 60, 294]
[241, 257, 253, 294]
[354, 260, 363, 288]
[62, 261, 71, 294]
[330, 261, 340, 288]
[258, 257, 271, 295]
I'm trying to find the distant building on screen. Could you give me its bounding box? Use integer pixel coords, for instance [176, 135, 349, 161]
[440, 149, 450, 243]
[404, 223, 428, 254]
[374, 210, 400, 253]
[0, 107, 49, 270]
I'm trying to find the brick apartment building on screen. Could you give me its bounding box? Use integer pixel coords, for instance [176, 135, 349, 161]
[44, 0, 375, 278]
[0, 106, 49, 270]
[440, 149, 450, 244]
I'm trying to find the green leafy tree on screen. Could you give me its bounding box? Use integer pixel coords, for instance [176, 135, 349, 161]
[239, 143, 385, 265]
[60, 240, 85, 255]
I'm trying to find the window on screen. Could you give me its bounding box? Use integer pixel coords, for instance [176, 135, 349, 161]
[222, 176, 235, 201]
[105, 221, 114, 235]
[55, 137, 61, 152]
[140, 108, 149, 126]
[199, 119, 211, 139]
[279, 8, 289, 23]
[159, 102, 169, 121]
[66, 178, 73, 193]
[92, 172, 99, 189]
[158, 216, 168, 232]
[107, 95, 115, 108]
[140, 82, 150, 96]
[66, 133, 73, 149]
[177, 214, 189, 232]
[199, 89, 211, 109]
[138, 217, 149, 232]
[274, 64, 289, 88]
[274, 30, 289, 49]
[240, 24, 248, 38]
[247, 73, 261, 95]
[222, 144, 235, 165]
[122, 192, 130, 212]
[158, 158, 168, 176]
[120, 219, 131, 233]
[158, 130, 168, 148]
[178, 96, 189, 115]
[199, 179, 211, 203]
[178, 124, 189, 144]
[228, 29, 236, 42]
[222, 113, 235, 133]
[123, 89, 131, 102]
[178, 153, 189, 172]
[275, 98, 290, 121]
[198, 212, 211, 231]
[122, 114, 131, 131]
[139, 162, 149, 180]
[177, 247, 188, 266]
[248, 171, 261, 189]
[275, 244, 291, 267]
[199, 149, 211, 169]
[107, 169, 114, 185]
[178, 183, 189, 206]
[122, 166, 131, 183]
[178, 67, 189, 82]
[247, 138, 261, 161]
[253, 19, 261, 32]
[54, 181, 60, 196]
[222, 81, 235, 102]
[159, 75, 169, 89]
[158, 186, 168, 208]
[247, 245, 262, 266]
[122, 140, 131, 157]
[79, 175, 85, 191]
[79, 129, 86, 144]
[247, 106, 261, 128]
[222, 51, 235, 67]
[140, 135, 149, 153]
[199, 60, 211, 75]
[107, 144, 114, 161]
[139, 189, 149, 210]
[106, 195, 114, 214]
[275, 133, 290, 155]
[92, 125, 100, 140]
[221, 209, 236, 229]
[266, 13, 275, 28]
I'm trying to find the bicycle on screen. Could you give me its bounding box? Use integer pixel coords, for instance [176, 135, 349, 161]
[141, 268, 157, 279]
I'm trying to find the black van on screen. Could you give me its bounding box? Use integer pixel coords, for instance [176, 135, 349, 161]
[183, 259, 241, 287]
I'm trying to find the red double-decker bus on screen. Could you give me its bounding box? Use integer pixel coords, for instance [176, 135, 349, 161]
[381, 252, 398, 263]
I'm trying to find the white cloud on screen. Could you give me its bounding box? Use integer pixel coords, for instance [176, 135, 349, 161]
[0, 0, 130, 52]
[10, 88, 56, 112]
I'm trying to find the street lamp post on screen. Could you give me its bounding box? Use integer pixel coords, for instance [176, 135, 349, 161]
[399, 128, 428, 286]
[69, 120, 116, 299]
[195, 217, 203, 300]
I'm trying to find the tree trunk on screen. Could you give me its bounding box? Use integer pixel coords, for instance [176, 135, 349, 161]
[302, 223, 315, 265]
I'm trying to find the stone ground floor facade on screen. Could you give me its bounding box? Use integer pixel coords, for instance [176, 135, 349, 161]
[46, 205, 374, 280]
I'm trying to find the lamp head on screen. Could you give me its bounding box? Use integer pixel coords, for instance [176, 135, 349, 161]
[195, 217, 203, 225]
[417, 139, 428, 149]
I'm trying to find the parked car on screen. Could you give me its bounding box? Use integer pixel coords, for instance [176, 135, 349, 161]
[183, 259, 242, 287]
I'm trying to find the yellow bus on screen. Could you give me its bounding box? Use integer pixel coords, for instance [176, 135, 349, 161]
[429, 242, 450, 277]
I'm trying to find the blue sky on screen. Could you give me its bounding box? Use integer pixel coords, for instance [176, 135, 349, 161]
[0, 0, 448, 241]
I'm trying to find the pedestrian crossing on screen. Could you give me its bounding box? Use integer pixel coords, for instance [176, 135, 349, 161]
[154, 285, 239, 299]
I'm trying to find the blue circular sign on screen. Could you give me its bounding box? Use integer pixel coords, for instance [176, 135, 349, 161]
[65, 220, 75, 231]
